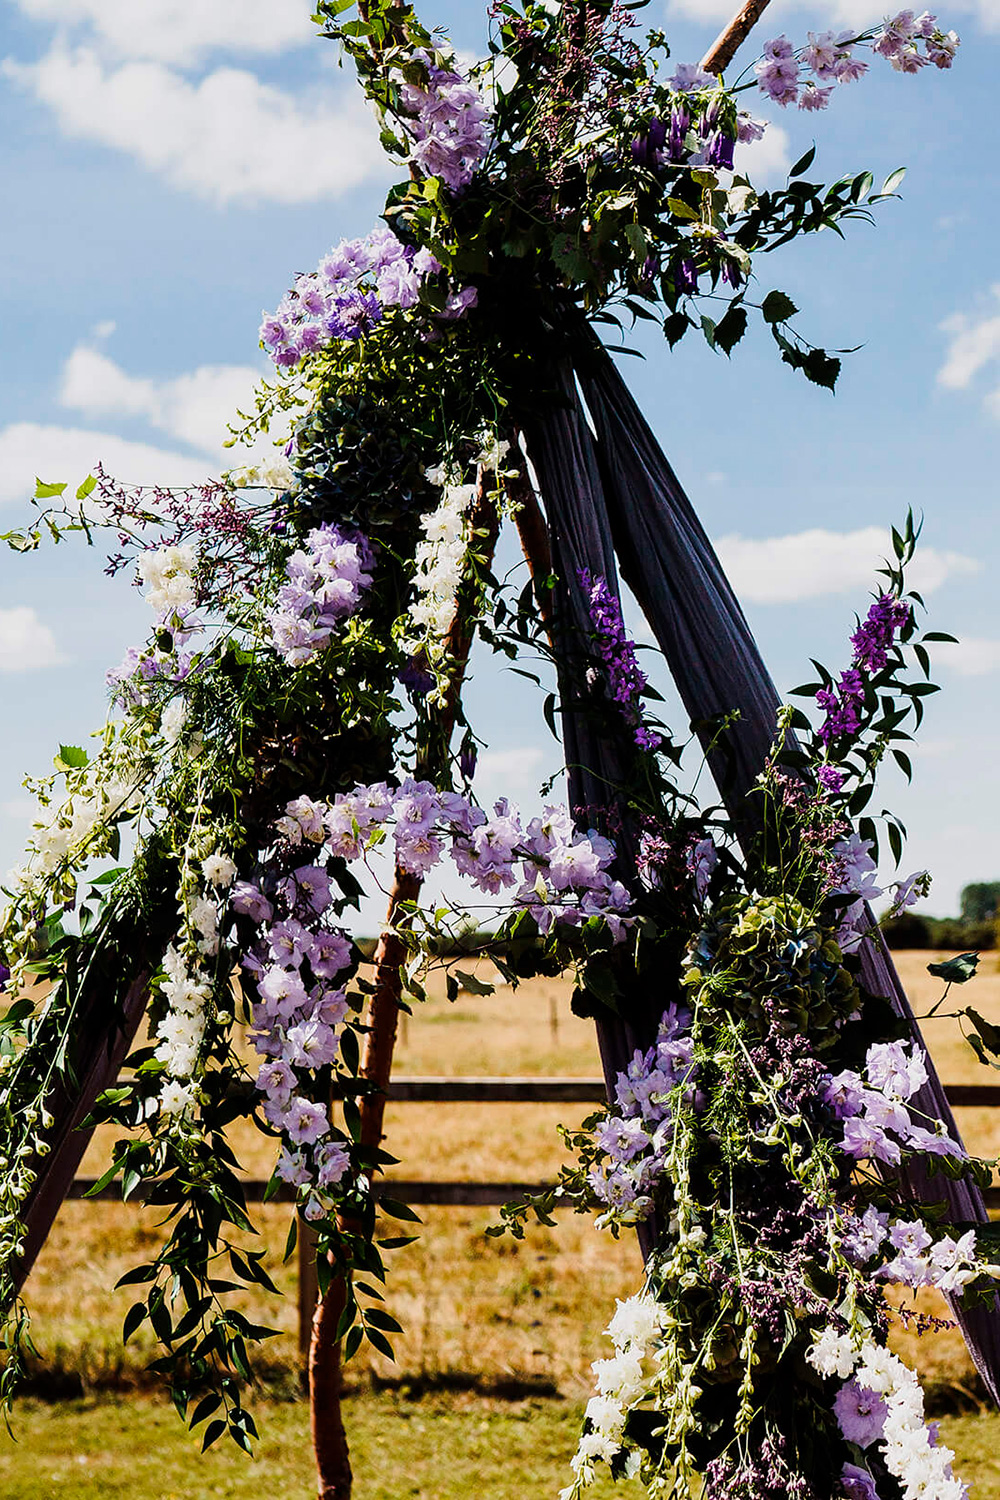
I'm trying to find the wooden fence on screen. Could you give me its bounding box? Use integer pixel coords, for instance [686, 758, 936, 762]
[66, 1077, 1000, 1353]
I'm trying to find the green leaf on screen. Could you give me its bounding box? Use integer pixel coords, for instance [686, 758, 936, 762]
[377, 1196, 422, 1223]
[761, 290, 798, 325]
[927, 952, 980, 984]
[34, 479, 67, 499]
[666, 197, 699, 222]
[663, 313, 689, 348]
[364, 1326, 395, 1359]
[452, 968, 494, 996]
[122, 1302, 147, 1345]
[801, 348, 841, 391]
[881, 166, 906, 195]
[712, 304, 748, 356]
[789, 146, 816, 177]
[201, 1420, 227, 1452]
[966, 1007, 1000, 1057]
[56, 744, 88, 769]
[75, 475, 97, 501]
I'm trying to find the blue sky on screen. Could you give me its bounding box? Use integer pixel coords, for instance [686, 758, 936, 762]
[0, 0, 998, 917]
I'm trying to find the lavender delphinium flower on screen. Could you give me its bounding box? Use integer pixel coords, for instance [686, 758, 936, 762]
[841, 1463, 880, 1500]
[834, 1379, 888, 1447]
[268, 523, 374, 667]
[259, 224, 469, 371]
[396, 52, 491, 193]
[579, 569, 662, 753]
[756, 11, 958, 114]
[816, 591, 910, 747]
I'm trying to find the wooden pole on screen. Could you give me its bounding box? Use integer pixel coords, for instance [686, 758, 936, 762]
[699, 0, 774, 75]
[308, 463, 503, 1500]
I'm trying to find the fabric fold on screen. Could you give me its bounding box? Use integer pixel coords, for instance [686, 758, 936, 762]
[522, 316, 1000, 1403]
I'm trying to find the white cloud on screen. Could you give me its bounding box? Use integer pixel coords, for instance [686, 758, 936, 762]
[714, 526, 979, 604]
[669, 0, 1000, 36]
[935, 636, 1000, 676]
[11, 0, 315, 66]
[734, 119, 791, 183]
[0, 608, 65, 672]
[938, 286, 1000, 390]
[0, 798, 36, 821]
[477, 746, 548, 788]
[2, 46, 386, 205]
[60, 345, 262, 458]
[0, 422, 215, 506]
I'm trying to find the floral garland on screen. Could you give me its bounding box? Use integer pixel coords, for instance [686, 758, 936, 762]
[0, 1, 981, 1481]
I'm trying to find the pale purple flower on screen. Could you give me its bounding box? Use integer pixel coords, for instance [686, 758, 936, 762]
[275, 1148, 311, 1187]
[866, 1040, 927, 1099]
[269, 919, 311, 968]
[668, 62, 716, 90]
[308, 929, 352, 980]
[842, 1116, 901, 1164]
[284, 864, 333, 915]
[256, 1058, 296, 1106]
[232, 881, 274, 924]
[284, 1097, 330, 1146]
[284, 1020, 340, 1068]
[687, 837, 718, 903]
[316, 1139, 351, 1188]
[834, 1378, 888, 1447]
[841, 1462, 880, 1500]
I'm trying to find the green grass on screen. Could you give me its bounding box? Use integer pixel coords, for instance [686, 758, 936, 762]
[1, 1396, 999, 1499]
[0, 1393, 645, 1500]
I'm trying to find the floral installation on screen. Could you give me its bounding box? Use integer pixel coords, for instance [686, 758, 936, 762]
[490, 524, 998, 1500]
[0, 1, 981, 1488]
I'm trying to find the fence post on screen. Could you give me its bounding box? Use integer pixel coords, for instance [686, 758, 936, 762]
[298, 1213, 320, 1362]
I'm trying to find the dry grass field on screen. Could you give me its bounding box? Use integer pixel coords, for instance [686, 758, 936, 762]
[6, 949, 1000, 1495]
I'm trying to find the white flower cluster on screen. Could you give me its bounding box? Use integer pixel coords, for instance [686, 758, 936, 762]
[26, 778, 135, 878]
[808, 1331, 969, 1500]
[561, 1292, 663, 1496]
[153, 850, 236, 1121]
[403, 469, 478, 671]
[137, 543, 197, 624]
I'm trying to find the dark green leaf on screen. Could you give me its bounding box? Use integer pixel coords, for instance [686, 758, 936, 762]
[927, 952, 980, 984]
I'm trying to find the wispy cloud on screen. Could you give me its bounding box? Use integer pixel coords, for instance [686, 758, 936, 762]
[0, 607, 66, 672]
[477, 746, 549, 789]
[3, 46, 386, 205]
[10, 0, 315, 66]
[935, 636, 1000, 676]
[0, 421, 214, 506]
[714, 526, 978, 604]
[60, 344, 262, 459]
[939, 285, 1000, 394]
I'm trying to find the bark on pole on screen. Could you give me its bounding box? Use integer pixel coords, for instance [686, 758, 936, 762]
[699, 0, 774, 74]
[308, 468, 502, 1500]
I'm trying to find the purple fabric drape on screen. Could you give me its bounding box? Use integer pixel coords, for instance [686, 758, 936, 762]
[521, 316, 1000, 1403]
[15, 970, 154, 1285]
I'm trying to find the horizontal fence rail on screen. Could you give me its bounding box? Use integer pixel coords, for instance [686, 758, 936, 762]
[64, 1077, 1000, 1208]
[59, 1077, 1000, 1354]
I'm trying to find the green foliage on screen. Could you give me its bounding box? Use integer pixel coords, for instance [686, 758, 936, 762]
[960, 882, 1000, 923]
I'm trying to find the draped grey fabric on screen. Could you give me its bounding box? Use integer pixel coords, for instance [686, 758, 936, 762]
[522, 318, 1000, 1403]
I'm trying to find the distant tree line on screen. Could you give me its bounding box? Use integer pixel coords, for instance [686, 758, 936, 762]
[882, 882, 1000, 951]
